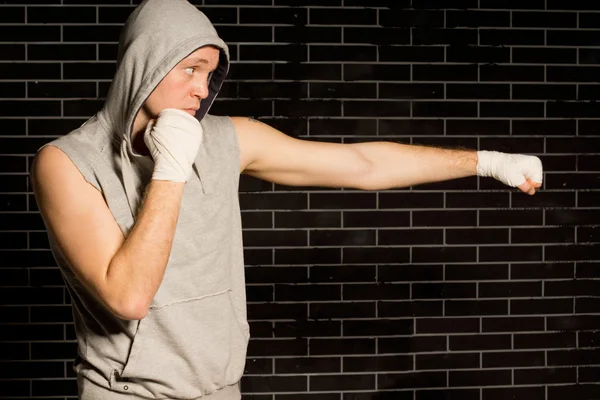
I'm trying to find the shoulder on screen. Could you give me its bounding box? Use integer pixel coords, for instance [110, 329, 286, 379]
[230, 116, 283, 172]
[32, 145, 98, 196]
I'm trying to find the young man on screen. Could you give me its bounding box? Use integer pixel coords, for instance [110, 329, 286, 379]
[31, 0, 542, 399]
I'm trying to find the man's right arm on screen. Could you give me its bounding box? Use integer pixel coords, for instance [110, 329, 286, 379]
[31, 145, 184, 320]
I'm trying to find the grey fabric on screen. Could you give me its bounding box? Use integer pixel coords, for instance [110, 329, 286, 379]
[38, 1, 248, 398]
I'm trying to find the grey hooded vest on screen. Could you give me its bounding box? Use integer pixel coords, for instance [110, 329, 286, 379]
[37, 1, 248, 398]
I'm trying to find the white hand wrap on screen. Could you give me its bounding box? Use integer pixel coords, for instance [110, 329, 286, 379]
[144, 108, 203, 182]
[476, 150, 543, 188]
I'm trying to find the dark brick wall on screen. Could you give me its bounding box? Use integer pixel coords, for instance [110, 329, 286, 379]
[1, 1, 599, 399]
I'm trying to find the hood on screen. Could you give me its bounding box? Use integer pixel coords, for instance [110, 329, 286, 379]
[95, 0, 229, 217]
[98, 0, 229, 152]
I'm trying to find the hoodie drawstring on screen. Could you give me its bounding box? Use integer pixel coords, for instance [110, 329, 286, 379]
[120, 139, 140, 218]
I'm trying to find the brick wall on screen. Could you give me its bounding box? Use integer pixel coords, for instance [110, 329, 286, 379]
[1, 1, 599, 399]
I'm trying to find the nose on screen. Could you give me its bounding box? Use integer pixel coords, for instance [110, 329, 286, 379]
[191, 76, 209, 100]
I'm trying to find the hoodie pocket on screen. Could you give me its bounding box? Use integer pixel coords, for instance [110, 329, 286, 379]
[112, 289, 249, 399]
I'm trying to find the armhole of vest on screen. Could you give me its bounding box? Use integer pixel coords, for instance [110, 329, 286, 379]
[41, 142, 103, 194]
[222, 116, 240, 152]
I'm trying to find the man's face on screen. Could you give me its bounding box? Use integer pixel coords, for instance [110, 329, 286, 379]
[143, 46, 221, 118]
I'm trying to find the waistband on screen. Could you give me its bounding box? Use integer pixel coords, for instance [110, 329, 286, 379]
[78, 375, 242, 400]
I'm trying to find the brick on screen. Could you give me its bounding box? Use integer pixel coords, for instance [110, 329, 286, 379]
[247, 338, 306, 357]
[0, 44, 25, 60]
[310, 301, 375, 319]
[513, 47, 576, 64]
[414, 64, 478, 81]
[380, 45, 443, 62]
[481, 65, 544, 82]
[413, 101, 477, 117]
[450, 334, 511, 351]
[515, 332, 576, 349]
[344, 247, 410, 264]
[579, 12, 600, 29]
[447, 119, 509, 135]
[310, 338, 375, 355]
[274, 320, 340, 338]
[448, 83, 509, 100]
[0, 232, 27, 249]
[310, 374, 375, 391]
[240, 45, 307, 62]
[579, 119, 600, 134]
[379, 335, 446, 354]
[0, 62, 61, 80]
[416, 389, 480, 400]
[480, 0, 545, 9]
[31, 378, 84, 396]
[379, 371, 446, 389]
[0, 100, 61, 117]
[0, 82, 25, 98]
[479, 245, 543, 262]
[447, 228, 508, 244]
[547, 30, 600, 46]
[0, 267, 27, 285]
[344, 64, 410, 81]
[0, 26, 60, 41]
[547, 0, 600, 9]
[413, 283, 476, 299]
[379, 9, 444, 27]
[511, 263, 574, 280]
[28, 82, 96, 98]
[446, 10, 510, 27]
[343, 282, 409, 300]
[311, 8, 376, 25]
[0, 137, 54, 156]
[247, 303, 306, 320]
[378, 264, 442, 282]
[480, 29, 544, 45]
[483, 386, 545, 400]
[28, 6, 96, 23]
[413, 28, 477, 45]
[513, 11, 576, 28]
[243, 230, 306, 247]
[343, 319, 413, 336]
[240, 7, 306, 24]
[446, 264, 508, 281]
[245, 357, 272, 375]
[378, 300, 443, 318]
[513, 84, 575, 100]
[29, 44, 96, 61]
[309, 265, 375, 283]
[0, 6, 24, 23]
[480, 101, 544, 118]
[275, 247, 340, 264]
[276, 26, 341, 43]
[417, 352, 480, 370]
[275, 357, 340, 374]
[344, 355, 412, 373]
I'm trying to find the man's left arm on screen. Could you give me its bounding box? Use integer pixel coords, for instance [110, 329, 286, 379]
[233, 117, 543, 195]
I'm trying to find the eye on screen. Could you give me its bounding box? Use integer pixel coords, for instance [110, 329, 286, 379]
[184, 67, 194, 76]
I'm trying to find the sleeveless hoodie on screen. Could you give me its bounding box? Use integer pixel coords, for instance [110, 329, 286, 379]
[37, 1, 249, 398]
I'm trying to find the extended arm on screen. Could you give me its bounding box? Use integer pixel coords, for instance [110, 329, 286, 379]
[235, 117, 542, 195]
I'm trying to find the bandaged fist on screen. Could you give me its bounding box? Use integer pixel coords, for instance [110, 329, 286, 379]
[476, 150, 543, 195]
[144, 108, 203, 182]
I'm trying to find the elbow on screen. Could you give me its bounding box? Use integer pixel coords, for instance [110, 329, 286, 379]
[357, 161, 384, 191]
[101, 279, 151, 320]
[350, 144, 386, 191]
[108, 296, 150, 321]
[102, 260, 152, 320]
